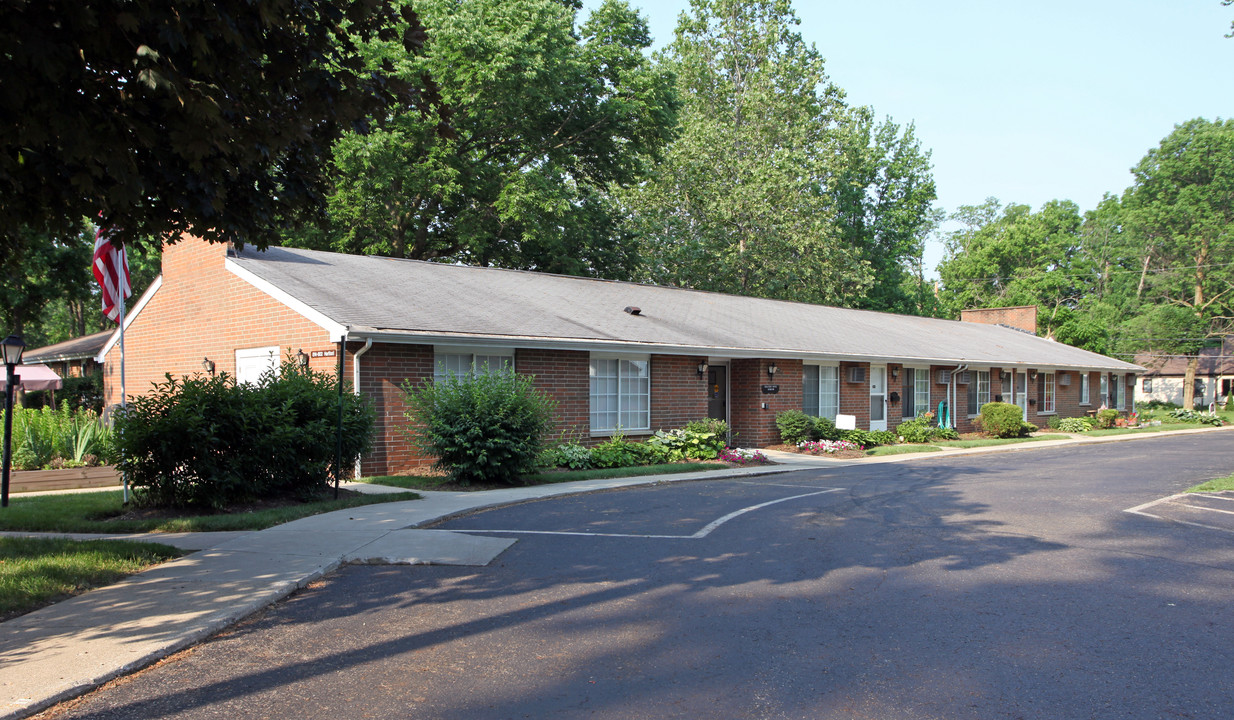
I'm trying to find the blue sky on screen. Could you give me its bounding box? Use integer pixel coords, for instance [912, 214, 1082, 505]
[582, 0, 1234, 275]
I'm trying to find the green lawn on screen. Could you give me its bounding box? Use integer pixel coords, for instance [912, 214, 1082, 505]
[1, 536, 184, 620]
[865, 444, 943, 456]
[0, 489, 421, 534]
[934, 434, 1069, 449]
[358, 462, 730, 491]
[1187, 473, 1234, 493]
[1084, 422, 1215, 437]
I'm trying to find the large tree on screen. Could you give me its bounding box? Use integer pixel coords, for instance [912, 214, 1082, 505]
[625, 0, 936, 308]
[307, 0, 676, 278]
[0, 0, 442, 260]
[1123, 117, 1234, 408]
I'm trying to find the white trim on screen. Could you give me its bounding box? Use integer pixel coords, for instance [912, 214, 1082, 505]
[225, 257, 349, 341]
[96, 275, 163, 361]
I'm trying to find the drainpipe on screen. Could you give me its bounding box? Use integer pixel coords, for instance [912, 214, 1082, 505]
[351, 337, 373, 479]
[949, 364, 968, 429]
[334, 329, 348, 500]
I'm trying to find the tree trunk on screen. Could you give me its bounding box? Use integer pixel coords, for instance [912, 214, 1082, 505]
[1183, 354, 1200, 410]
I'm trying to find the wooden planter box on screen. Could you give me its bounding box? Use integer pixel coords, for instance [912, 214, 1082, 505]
[10, 465, 122, 494]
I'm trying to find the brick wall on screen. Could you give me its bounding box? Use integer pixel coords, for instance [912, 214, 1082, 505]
[838, 361, 871, 429]
[102, 239, 335, 408]
[355, 343, 434, 475]
[650, 355, 710, 431]
[517, 348, 590, 442]
[960, 306, 1038, 334]
[730, 358, 802, 446]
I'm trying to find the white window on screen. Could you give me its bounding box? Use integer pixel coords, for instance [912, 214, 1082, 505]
[235, 346, 279, 385]
[1043, 372, 1055, 413]
[1113, 373, 1125, 410]
[804, 364, 840, 419]
[1143, 378, 1153, 393]
[902, 367, 930, 418]
[1099, 373, 1108, 407]
[1080, 373, 1091, 405]
[590, 355, 650, 432]
[433, 347, 514, 382]
[967, 370, 990, 415]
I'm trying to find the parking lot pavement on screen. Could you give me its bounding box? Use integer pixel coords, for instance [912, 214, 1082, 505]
[1126, 490, 1234, 534]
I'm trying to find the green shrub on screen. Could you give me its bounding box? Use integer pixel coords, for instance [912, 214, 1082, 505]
[813, 415, 841, 441]
[1056, 417, 1092, 432]
[590, 432, 660, 468]
[1046, 415, 1062, 430]
[649, 420, 728, 462]
[1095, 408, 1120, 429]
[403, 369, 556, 486]
[118, 362, 375, 509]
[5, 403, 113, 470]
[538, 442, 593, 470]
[840, 428, 870, 447]
[775, 410, 814, 444]
[976, 402, 1032, 438]
[934, 427, 960, 441]
[895, 418, 935, 443]
[865, 430, 898, 447]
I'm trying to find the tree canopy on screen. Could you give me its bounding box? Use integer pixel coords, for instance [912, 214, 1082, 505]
[0, 0, 443, 261]
[303, 0, 677, 278]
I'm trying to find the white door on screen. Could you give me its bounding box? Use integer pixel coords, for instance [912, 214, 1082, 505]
[869, 365, 887, 431]
[1014, 371, 1028, 420]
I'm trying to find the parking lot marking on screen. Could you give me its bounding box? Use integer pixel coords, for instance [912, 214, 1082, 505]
[1125, 493, 1234, 535]
[459, 488, 845, 540]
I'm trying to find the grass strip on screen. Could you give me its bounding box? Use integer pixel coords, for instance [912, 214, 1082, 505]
[0, 489, 421, 534]
[932, 434, 1069, 449]
[360, 462, 730, 491]
[865, 445, 943, 456]
[0, 536, 183, 620]
[1084, 423, 1213, 437]
[1186, 473, 1234, 493]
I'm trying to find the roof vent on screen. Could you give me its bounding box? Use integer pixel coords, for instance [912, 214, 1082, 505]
[624, 306, 642, 316]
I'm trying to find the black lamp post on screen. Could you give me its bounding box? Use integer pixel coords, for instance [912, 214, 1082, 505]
[1, 334, 26, 508]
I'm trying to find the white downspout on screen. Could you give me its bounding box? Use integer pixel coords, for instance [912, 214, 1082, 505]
[950, 364, 968, 429]
[352, 337, 374, 479]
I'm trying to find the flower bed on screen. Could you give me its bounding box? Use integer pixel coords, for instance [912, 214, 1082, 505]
[797, 439, 864, 456]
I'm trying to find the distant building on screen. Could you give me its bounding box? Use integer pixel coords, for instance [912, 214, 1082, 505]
[24, 330, 110, 379]
[1135, 337, 1234, 408]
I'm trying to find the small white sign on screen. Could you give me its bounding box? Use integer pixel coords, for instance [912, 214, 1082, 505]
[835, 414, 857, 430]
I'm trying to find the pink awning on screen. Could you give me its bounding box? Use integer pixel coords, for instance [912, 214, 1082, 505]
[0, 364, 63, 392]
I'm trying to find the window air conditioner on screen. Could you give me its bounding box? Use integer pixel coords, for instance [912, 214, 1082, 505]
[936, 370, 951, 384]
[848, 366, 865, 383]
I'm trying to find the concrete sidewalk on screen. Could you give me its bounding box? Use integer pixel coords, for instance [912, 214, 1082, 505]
[2, 425, 1230, 719]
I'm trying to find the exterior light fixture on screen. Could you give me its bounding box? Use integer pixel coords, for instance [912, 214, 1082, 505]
[202, 357, 216, 375]
[890, 367, 899, 381]
[767, 362, 779, 381]
[697, 361, 708, 379]
[1, 334, 26, 507]
[1028, 369, 1037, 381]
[296, 349, 310, 367]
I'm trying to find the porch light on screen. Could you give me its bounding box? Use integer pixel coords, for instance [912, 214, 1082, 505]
[890, 367, 899, 381]
[296, 349, 309, 367]
[767, 363, 779, 380]
[697, 361, 708, 379]
[202, 357, 215, 375]
[1, 334, 24, 507]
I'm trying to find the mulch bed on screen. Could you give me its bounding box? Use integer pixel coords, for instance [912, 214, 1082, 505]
[763, 443, 866, 460]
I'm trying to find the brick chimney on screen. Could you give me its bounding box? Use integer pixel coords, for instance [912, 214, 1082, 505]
[960, 305, 1038, 335]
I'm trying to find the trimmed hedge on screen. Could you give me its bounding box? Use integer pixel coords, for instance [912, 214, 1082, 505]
[116, 362, 374, 510]
[402, 369, 557, 486]
[975, 402, 1033, 438]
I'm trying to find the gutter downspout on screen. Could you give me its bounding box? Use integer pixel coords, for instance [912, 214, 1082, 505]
[335, 329, 348, 500]
[950, 364, 968, 429]
[351, 337, 374, 480]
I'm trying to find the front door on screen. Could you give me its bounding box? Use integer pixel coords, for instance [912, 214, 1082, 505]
[707, 366, 728, 425]
[1014, 371, 1028, 420]
[869, 365, 887, 431]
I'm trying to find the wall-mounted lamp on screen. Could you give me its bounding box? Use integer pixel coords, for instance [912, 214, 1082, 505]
[890, 367, 899, 381]
[202, 357, 216, 376]
[296, 349, 309, 367]
[767, 362, 779, 381]
[1028, 369, 1037, 382]
[697, 361, 709, 379]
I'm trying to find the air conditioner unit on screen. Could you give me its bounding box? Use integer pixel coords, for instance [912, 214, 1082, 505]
[1058, 372, 1071, 386]
[936, 370, 951, 384]
[847, 366, 866, 383]
[958, 371, 971, 385]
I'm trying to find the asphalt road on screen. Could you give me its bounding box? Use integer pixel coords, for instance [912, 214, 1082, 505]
[37, 433, 1234, 720]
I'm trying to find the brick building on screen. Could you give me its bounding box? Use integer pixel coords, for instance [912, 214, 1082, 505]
[98, 241, 1143, 476]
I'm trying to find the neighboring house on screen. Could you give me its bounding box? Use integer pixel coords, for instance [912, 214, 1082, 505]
[97, 240, 1144, 477]
[1135, 337, 1234, 408]
[24, 330, 110, 379]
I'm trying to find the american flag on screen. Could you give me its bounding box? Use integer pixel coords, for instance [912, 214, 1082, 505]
[92, 224, 131, 323]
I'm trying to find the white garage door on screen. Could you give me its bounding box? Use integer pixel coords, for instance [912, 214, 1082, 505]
[235, 346, 280, 385]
